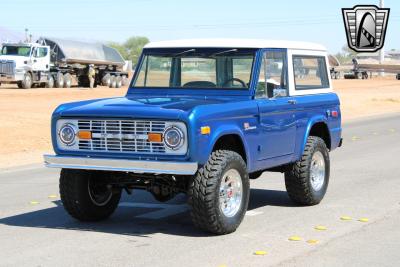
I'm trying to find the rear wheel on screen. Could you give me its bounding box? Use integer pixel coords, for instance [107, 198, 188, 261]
[55, 72, 64, 88]
[46, 75, 54, 88]
[188, 150, 249, 235]
[115, 76, 122, 88]
[59, 169, 121, 221]
[63, 73, 72, 88]
[102, 74, 111, 87]
[109, 75, 116, 88]
[121, 75, 129, 86]
[284, 136, 330, 205]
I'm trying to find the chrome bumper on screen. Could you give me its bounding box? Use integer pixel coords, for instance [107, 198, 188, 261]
[43, 154, 198, 175]
[0, 73, 23, 82]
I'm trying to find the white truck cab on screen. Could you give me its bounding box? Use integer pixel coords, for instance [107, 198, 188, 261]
[0, 42, 51, 88]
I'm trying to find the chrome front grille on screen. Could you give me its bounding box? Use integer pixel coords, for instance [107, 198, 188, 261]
[77, 120, 166, 153]
[0, 60, 15, 75]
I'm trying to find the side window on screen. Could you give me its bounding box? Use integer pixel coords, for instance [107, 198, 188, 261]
[256, 50, 287, 98]
[293, 55, 329, 90]
[35, 47, 48, 58]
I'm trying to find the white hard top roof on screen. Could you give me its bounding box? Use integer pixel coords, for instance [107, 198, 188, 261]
[144, 38, 327, 51]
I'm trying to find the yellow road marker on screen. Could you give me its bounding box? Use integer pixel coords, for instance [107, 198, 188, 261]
[307, 239, 319, 244]
[218, 265, 228, 267]
[288, 236, 302, 241]
[30, 201, 39, 205]
[340, 216, 352, 221]
[351, 136, 360, 141]
[314, 225, 327, 231]
[254, 250, 267, 255]
[358, 218, 369, 222]
[372, 132, 379, 135]
[48, 194, 57, 199]
[389, 129, 396, 133]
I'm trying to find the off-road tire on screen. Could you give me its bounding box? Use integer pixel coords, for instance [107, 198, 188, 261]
[284, 136, 330, 205]
[188, 150, 250, 235]
[59, 169, 121, 221]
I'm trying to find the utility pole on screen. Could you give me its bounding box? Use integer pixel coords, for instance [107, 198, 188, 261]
[379, 0, 385, 74]
[24, 28, 28, 42]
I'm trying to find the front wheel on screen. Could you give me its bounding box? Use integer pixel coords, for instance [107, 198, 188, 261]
[59, 169, 121, 221]
[188, 150, 250, 235]
[20, 73, 32, 89]
[285, 136, 330, 205]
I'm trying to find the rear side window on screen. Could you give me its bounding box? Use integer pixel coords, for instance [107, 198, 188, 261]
[293, 55, 329, 90]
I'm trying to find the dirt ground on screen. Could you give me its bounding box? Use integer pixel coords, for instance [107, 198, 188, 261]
[1, 78, 399, 168]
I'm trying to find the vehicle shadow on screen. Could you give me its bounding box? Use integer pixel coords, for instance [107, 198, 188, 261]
[0, 188, 295, 237]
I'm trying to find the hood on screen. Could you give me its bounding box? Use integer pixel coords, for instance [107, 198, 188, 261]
[54, 95, 230, 120]
[0, 55, 30, 68]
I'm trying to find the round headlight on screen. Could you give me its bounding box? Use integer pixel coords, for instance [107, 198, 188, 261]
[59, 124, 76, 146]
[163, 126, 184, 150]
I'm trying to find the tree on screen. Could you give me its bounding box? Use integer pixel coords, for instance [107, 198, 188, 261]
[334, 44, 358, 65]
[109, 36, 149, 65]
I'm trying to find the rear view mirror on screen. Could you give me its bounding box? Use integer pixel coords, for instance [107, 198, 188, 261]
[273, 88, 287, 98]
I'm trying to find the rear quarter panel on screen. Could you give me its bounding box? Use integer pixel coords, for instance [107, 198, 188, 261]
[292, 92, 342, 162]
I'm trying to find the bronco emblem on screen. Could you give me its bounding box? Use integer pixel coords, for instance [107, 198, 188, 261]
[342, 5, 390, 52]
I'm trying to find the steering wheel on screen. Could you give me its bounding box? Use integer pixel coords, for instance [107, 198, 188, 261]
[222, 78, 247, 88]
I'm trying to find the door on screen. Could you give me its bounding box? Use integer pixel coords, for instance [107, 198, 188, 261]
[255, 49, 297, 160]
[31, 46, 50, 72]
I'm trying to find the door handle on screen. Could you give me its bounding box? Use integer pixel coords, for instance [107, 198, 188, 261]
[288, 99, 297, 105]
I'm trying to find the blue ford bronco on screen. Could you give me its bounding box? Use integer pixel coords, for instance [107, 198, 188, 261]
[44, 39, 342, 235]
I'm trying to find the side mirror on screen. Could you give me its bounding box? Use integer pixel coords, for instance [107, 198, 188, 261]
[273, 88, 287, 98]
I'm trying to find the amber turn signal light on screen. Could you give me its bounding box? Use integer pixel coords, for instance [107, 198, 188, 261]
[148, 133, 163, 142]
[77, 131, 92, 139]
[201, 126, 211, 135]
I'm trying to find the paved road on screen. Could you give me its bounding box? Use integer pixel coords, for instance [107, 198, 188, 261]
[0, 114, 399, 267]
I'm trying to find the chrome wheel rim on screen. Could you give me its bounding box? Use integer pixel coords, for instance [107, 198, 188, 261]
[88, 179, 113, 206]
[25, 75, 31, 85]
[310, 151, 325, 191]
[219, 169, 243, 217]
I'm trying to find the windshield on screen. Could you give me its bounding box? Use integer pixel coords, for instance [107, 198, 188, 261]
[1, 46, 31, 56]
[132, 48, 255, 89]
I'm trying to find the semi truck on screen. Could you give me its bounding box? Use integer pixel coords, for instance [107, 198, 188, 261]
[0, 37, 128, 89]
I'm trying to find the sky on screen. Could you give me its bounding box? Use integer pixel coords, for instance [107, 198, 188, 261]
[0, 0, 399, 53]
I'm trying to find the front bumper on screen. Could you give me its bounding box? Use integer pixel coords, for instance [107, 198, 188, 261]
[0, 73, 23, 82]
[43, 154, 198, 175]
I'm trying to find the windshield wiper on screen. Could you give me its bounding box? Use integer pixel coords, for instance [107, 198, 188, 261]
[212, 49, 238, 56]
[173, 49, 196, 57]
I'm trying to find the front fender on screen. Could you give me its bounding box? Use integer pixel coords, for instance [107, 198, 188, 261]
[194, 124, 252, 170]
